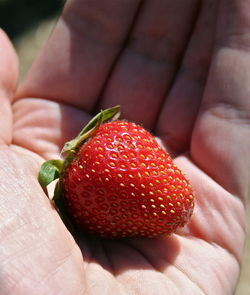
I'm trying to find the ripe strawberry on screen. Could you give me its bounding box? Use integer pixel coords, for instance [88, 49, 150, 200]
[39, 106, 194, 238]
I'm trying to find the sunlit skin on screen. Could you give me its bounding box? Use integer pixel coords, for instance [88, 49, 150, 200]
[1, 0, 250, 294]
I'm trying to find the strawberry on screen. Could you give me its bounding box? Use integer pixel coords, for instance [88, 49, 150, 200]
[39, 106, 194, 238]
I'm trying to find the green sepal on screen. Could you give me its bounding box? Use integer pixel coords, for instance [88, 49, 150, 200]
[61, 105, 120, 156]
[38, 159, 64, 188]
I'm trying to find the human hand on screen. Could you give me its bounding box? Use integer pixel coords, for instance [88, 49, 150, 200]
[1, 0, 250, 294]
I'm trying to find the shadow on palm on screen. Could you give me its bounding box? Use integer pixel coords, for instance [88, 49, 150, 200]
[75, 231, 181, 275]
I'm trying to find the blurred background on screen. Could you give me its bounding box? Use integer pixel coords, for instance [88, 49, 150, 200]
[0, 0, 249, 293]
[0, 0, 63, 79]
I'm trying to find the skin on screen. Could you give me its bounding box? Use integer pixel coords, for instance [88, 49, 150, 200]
[1, 0, 250, 294]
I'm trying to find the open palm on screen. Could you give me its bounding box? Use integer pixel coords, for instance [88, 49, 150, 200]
[1, 1, 250, 294]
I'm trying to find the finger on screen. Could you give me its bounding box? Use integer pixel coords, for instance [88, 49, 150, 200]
[0, 29, 18, 145]
[192, 0, 250, 200]
[17, 0, 141, 111]
[155, 0, 219, 153]
[99, 0, 200, 129]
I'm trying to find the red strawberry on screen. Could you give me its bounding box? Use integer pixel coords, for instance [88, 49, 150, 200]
[39, 106, 194, 238]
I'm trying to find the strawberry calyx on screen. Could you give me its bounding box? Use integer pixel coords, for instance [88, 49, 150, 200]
[38, 105, 120, 191]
